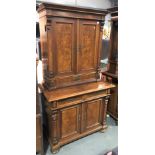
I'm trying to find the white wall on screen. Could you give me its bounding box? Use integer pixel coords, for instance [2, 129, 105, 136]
[36, 0, 117, 9]
[37, 0, 76, 6]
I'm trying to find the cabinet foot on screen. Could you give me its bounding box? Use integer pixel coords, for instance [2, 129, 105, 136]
[50, 145, 60, 154]
[51, 149, 60, 154]
[100, 125, 108, 133]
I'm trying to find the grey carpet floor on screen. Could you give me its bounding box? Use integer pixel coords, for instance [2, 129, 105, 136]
[43, 116, 118, 155]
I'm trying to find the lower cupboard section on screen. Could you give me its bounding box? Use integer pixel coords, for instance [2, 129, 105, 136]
[45, 96, 110, 153]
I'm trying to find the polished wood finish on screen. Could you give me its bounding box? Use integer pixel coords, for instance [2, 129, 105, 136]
[60, 105, 81, 139]
[38, 2, 107, 19]
[43, 81, 114, 153]
[44, 81, 114, 102]
[38, 3, 107, 90]
[77, 20, 99, 74]
[84, 99, 103, 131]
[38, 3, 114, 153]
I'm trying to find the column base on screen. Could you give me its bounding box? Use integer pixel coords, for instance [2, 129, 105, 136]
[100, 125, 108, 133]
[50, 144, 60, 154]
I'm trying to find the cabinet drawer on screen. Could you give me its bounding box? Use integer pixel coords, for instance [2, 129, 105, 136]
[81, 90, 108, 101]
[51, 90, 109, 109]
[58, 96, 82, 108]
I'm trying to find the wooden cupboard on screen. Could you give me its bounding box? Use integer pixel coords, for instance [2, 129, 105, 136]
[38, 3, 106, 90]
[43, 82, 115, 153]
[37, 3, 115, 153]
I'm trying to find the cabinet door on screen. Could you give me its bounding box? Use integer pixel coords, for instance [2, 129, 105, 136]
[82, 99, 102, 132]
[52, 18, 77, 76]
[77, 20, 100, 73]
[60, 104, 81, 140]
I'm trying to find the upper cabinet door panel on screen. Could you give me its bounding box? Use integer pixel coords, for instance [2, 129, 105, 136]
[77, 20, 100, 73]
[52, 18, 76, 75]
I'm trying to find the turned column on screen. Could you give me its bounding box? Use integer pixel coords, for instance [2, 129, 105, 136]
[43, 19, 56, 90]
[101, 95, 110, 132]
[46, 106, 60, 154]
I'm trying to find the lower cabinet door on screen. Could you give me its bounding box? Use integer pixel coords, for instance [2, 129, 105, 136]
[83, 99, 103, 132]
[60, 104, 81, 140]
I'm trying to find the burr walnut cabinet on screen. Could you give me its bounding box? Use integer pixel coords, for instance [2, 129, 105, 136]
[37, 3, 115, 153]
[42, 81, 115, 153]
[38, 2, 107, 90]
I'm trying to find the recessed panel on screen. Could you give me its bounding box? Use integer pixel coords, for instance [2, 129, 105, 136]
[78, 21, 98, 73]
[86, 99, 101, 128]
[55, 22, 74, 74]
[61, 106, 79, 138]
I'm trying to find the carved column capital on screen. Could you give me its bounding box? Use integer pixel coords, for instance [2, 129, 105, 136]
[105, 96, 110, 104]
[45, 19, 52, 31]
[46, 71, 54, 78]
[46, 108, 52, 117]
[51, 110, 58, 121]
[100, 20, 105, 32]
[96, 66, 101, 79]
[43, 78, 55, 90]
[52, 101, 57, 108]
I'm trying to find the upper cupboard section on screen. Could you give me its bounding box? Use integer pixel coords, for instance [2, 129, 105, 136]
[38, 3, 106, 90]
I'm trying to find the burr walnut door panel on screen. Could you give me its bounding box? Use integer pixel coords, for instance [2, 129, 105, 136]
[60, 105, 81, 140]
[82, 99, 102, 132]
[77, 20, 100, 74]
[52, 18, 77, 76]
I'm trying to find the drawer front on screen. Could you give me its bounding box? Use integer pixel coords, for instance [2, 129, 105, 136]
[48, 90, 109, 110]
[81, 90, 108, 101]
[58, 96, 82, 108]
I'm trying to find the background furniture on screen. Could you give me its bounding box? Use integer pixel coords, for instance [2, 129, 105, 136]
[38, 3, 115, 153]
[36, 94, 44, 155]
[36, 60, 44, 155]
[102, 7, 118, 120]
